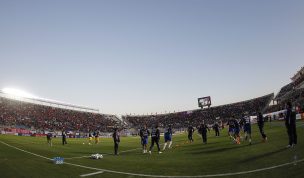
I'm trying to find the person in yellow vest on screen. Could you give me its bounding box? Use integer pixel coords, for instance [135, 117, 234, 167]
[94, 130, 100, 144]
[88, 132, 93, 145]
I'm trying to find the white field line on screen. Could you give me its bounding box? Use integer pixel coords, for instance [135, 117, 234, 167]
[65, 147, 140, 160]
[66, 143, 160, 159]
[0, 141, 52, 161]
[1, 140, 303, 178]
[80, 171, 104, 177]
[65, 155, 91, 160]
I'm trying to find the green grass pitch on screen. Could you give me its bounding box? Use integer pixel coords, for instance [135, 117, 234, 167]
[0, 121, 303, 178]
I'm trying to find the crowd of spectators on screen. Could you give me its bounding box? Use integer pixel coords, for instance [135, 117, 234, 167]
[2, 87, 301, 133]
[0, 96, 118, 132]
[266, 88, 304, 113]
[292, 67, 304, 87]
[124, 93, 274, 129]
[294, 75, 304, 87]
[275, 83, 294, 99]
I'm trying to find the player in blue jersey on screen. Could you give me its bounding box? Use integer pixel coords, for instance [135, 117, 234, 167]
[227, 118, 235, 138]
[241, 114, 252, 145]
[233, 117, 241, 144]
[163, 125, 173, 151]
[139, 125, 150, 154]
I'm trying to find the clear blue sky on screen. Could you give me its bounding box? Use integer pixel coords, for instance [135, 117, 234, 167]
[0, 0, 303, 115]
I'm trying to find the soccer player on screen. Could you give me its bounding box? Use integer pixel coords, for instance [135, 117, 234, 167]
[198, 121, 209, 144]
[227, 118, 235, 138]
[112, 128, 120, 155]
[233, 117, 241, 144]
[149, 125, 162, 154]
[241, 114, 252, 145]
[139, 125, 150, 154]
[187, 125, 195, 143]
[285, 102, 297, 148]
[257, 112, 267, 142]
[213, 122, 220, 137]
[46, 132, 52, 147]
[163, 125, 173, 151]
[62, 130, 67, 145]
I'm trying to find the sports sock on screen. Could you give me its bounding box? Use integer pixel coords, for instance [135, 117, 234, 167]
[168, 141, 172, 148]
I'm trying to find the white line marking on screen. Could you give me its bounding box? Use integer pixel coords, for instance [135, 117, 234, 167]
[0, 141, 52, 161]
[1, 140, 303, 178]
[120, 147, 142, 153]
[65, 144, 152, 160]
[80, 171, 104, 177]
[65, 155, 91, 160]
[65, 147, 140, 160]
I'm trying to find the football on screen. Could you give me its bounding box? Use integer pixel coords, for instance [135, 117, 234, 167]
[90, 154, 103, 159]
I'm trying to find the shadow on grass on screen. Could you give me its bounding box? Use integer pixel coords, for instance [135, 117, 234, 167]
[239, 147, 286, 164]
[189, 142, 262, 155]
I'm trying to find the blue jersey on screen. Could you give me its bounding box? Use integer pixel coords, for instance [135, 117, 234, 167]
[242, 116, 251, 133]
[151, 128, 160, 139]
[140, 129, 149, 138]
[228, 119, 235, 128]
[165, 128, 172, 136]
[242, 116, 251, 125]
[164, 127, 173, 142]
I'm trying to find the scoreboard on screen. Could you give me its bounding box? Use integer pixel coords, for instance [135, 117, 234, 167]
[198, 96, 211, 109]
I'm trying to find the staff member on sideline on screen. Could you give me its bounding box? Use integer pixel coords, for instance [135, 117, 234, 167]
[213, 122, 220, 137]
[46, 132, 52, 147]
[257, 112, 267, 142]
[149, 124, 162, 154]
[113, 128, 120, 155]
[199, 121, 209, 144]
[187, 125, 195, 143]
[62, 129, 67, 145]
[285, 102, 297, 148]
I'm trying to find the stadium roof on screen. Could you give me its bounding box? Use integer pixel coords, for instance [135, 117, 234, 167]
[0, 90, 99, 113]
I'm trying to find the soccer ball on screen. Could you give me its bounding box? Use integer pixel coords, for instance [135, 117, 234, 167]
[91, 154, 103, 159]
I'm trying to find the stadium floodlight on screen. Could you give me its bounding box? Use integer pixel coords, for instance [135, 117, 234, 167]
[2, 88, 37, 99]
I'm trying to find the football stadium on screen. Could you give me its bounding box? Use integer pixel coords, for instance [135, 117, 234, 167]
[1, 79, 304, 178]
[1, 1, 304, 178]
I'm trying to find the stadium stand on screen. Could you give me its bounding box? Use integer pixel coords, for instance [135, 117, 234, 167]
[266, 67, 304, 114]
[266, 87, 304, 113]
[124, 93, 274, 129]
[0, 96, 119, 133]
[2, 67, 303, 134]
[275, 83, 294, 100]
[291, 66, 304, 89]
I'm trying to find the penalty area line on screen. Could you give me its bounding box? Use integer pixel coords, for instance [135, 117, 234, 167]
[1, 140, 304, 178]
